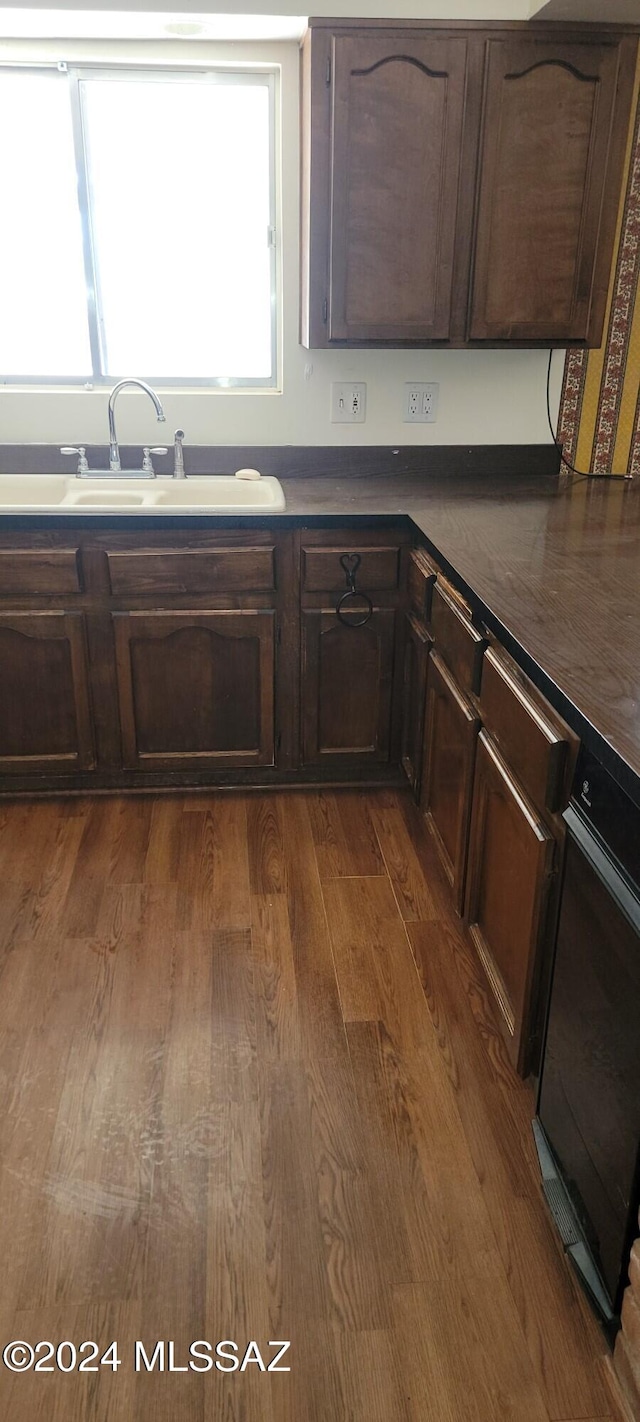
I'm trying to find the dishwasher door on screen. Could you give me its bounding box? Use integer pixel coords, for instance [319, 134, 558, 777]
[535, 803, 640, 1323]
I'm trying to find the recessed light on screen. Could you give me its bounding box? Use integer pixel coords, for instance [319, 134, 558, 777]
[164, 22, 207, 39]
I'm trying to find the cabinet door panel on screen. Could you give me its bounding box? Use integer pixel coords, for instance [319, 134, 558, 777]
[420, 650, 479, 911]
[465, 731, 555, 1075]
[114, 611, 276, 770]
[329, 33, 468, 341]
[401, 613, 431, 799]
[302, 608, 395, 764]
[0, 611, 94, 772]
[470, 37, 621, 342]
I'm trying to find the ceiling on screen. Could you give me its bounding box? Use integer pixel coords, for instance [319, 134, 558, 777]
[0, 1, 535, 29]
[0, 1, 635, 38]
[531, 0, 640, 18]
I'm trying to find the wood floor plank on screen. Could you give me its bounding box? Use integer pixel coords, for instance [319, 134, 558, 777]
[0, 1301, 142, 1422]
[209, 926, 257, 1101]
[247, 795, 288, 896]
[380, 1024, 500, 1285]
[308, 790, 386, 880]
[259, 1060, 333, 1333]
[206, 1091, 274, 1422]
[369, 793, 438, 922]
[0, 801, 63, 884]
[177, 798, 251, 933]
[345, 1021, 417, 1287]
[18, 815, 87, 944]
[321, 875, 428, 1053]
[303, 1053, 389, 1330]
[137, 927, 219, 1422]
[280, 794, 349, 1065]
[331, 1325, 412, 1422]
[204, 921, 273, 1422]
[18, 926, 166, 1311]
[0, 938, 81, 1318]
[143, 797, 183, 885]
[251, 892, 302, 1063]
[393, 1276, 551, 1422]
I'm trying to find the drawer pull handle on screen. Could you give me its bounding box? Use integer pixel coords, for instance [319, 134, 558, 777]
[336, 552, 373, 628]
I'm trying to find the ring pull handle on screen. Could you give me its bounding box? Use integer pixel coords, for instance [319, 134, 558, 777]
[336, 552, 373, 627]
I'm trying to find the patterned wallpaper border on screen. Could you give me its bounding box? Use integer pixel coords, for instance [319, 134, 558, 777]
[558, 51, 640, 476]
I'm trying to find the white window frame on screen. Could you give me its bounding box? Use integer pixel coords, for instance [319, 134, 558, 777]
[0, 61, 279, 388]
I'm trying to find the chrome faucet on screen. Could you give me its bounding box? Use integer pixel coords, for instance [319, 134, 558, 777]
[107, 378, 165, 472]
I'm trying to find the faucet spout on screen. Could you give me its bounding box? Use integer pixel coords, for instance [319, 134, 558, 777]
[107, 378, 166, 472]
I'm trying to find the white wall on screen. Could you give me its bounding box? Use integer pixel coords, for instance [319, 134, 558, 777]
[0, 33, 563, 447]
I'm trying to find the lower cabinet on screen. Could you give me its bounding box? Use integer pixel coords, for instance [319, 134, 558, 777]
[464, 730, 556, 1074]
[420, 650, 480, 912]
[301, 607, 396, 765]
[400, 613, 432, 797]
[113, 609, 276, 770]
[0, 611, 95, 773]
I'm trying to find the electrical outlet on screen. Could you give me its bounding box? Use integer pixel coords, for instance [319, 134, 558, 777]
[331, 382, 366, 424]
[403, 382, 439, 423]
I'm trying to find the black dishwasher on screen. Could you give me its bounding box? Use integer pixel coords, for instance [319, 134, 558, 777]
[534, 746, 640, 1336]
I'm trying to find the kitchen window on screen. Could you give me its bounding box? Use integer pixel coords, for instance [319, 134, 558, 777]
[0, 64, 277, 386]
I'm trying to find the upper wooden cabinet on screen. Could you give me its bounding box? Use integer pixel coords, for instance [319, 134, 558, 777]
[470, 35, 630, 343]
[301, 20, 637, 348]
[306, 31, 469, 343]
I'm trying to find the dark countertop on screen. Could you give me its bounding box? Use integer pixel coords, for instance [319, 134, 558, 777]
[280, 469, 640, 805]
[1, 457, 638, 805]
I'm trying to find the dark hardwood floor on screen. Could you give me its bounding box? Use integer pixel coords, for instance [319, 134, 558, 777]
[0, 790, 619, 1421]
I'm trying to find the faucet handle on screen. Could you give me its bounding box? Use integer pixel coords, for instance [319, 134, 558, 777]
[141, 446, 168, 475]
[60, 445, 89, 475]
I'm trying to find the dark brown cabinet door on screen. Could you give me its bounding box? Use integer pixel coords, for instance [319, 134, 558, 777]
[0, 611, 94, 773]
[324, 32, 469, 342]
[302, 607, 396, 765]
[113, 611, 276, 770]
[401, 613, 431, 799]
[420, 650, 479, 912]
[470, 35, 629, 344]
[465, 731, 556, 1075]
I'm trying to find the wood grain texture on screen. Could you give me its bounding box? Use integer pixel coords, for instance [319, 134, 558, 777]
[328, 32, 468, 341]
[0, 791, 617, 1422]
[465, 732, 556, 1073]
[0, 611, 95, 772]
[470, 35, 635, 345]
[420, 648, 480, 912]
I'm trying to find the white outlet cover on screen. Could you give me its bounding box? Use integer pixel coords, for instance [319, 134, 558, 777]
[403, 382, 439, 423]
[331, 382, 367, 423]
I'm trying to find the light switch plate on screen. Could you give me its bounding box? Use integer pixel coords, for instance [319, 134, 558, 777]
[331, 382, 366, 423]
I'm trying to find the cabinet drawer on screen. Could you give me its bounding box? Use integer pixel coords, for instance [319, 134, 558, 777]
[106, 547, 276, 597]
[431, 581, 485, 695]
[0, 549, 82, 596]
[302, 544, 400, 594]
[479, 647, 573, 813]
[407, 548, 437, 623]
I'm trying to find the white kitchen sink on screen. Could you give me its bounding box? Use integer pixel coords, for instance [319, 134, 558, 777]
[0, 474, 286, 514]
